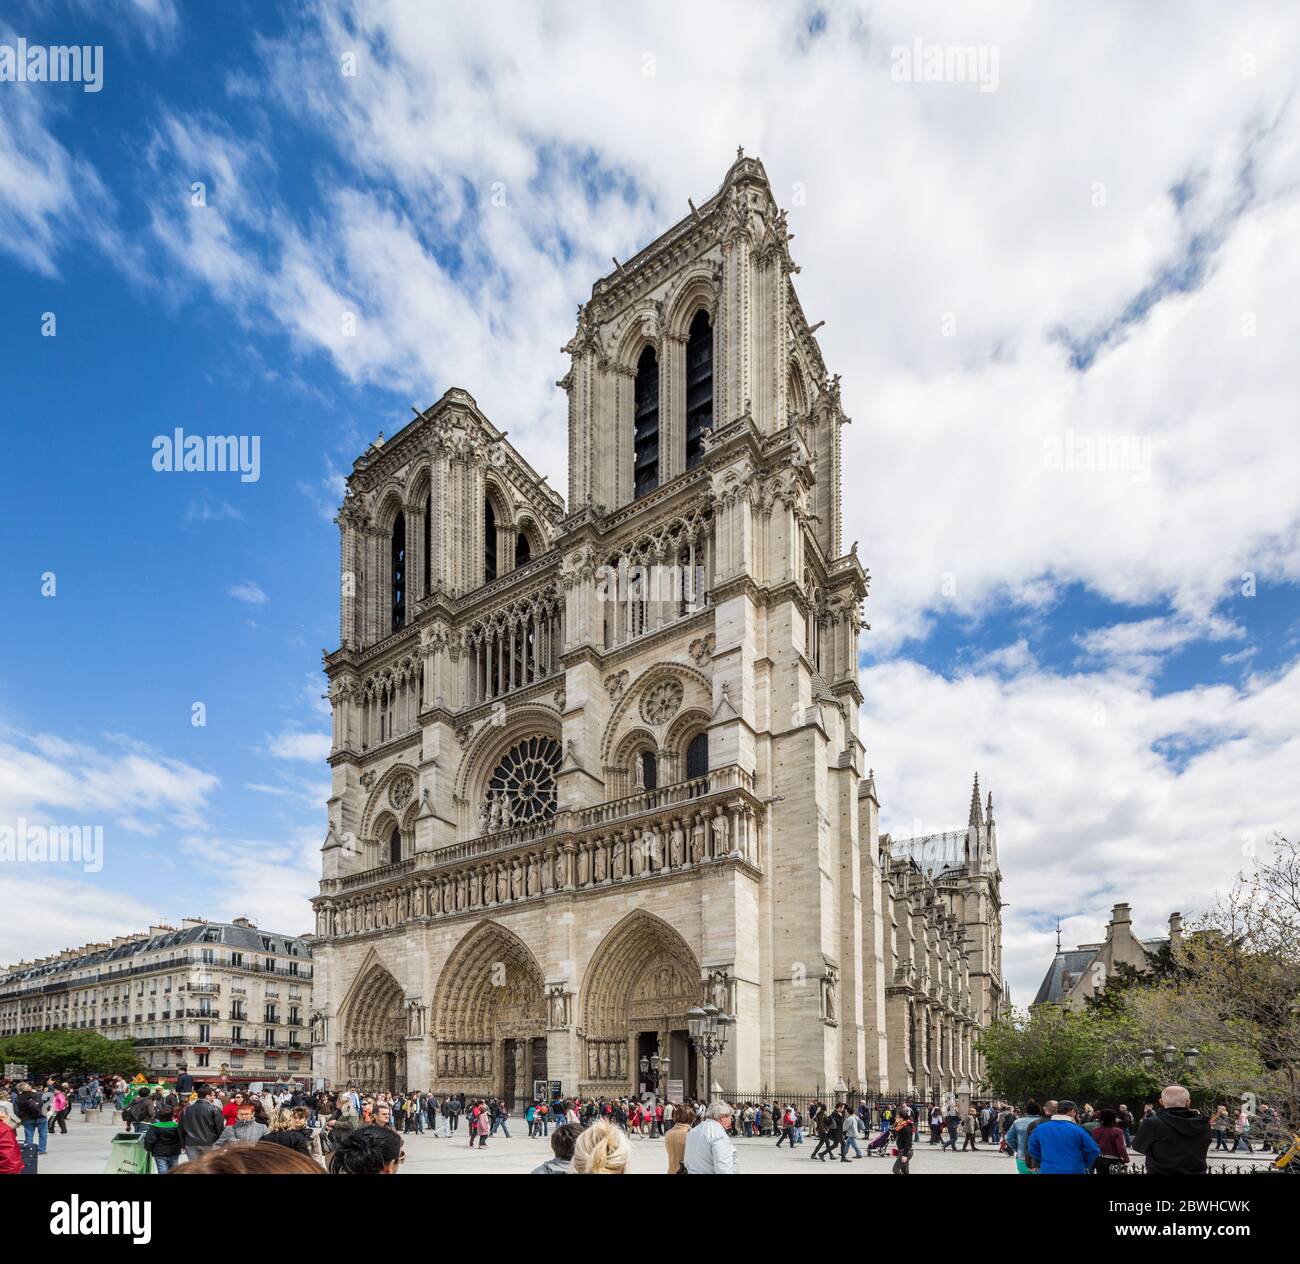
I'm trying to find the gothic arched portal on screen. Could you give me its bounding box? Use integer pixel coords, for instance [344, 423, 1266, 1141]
[579, 910, 701, 1097]
[341, 961, 405, 1094]
[431, 920, 548, 1100]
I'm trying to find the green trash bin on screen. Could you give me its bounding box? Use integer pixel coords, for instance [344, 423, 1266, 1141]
[105, 1132, 155, 1175]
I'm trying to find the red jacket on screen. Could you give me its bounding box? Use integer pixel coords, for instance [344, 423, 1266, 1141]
[0, 1123, 25, 1175]
[221, 1101, 240, 1126]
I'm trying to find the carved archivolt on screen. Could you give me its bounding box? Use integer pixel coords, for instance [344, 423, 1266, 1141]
[432, 920, 547, 1043]
[580, 909, 701, 1040]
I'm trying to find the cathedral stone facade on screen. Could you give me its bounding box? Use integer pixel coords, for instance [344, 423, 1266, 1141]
[309, 155, 1003, 1103]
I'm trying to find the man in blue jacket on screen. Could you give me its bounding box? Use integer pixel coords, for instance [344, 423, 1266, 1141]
[1027, 1100, 1101, 1174]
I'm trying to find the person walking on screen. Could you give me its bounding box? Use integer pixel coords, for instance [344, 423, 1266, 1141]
[839, 1105, 864, 1161]
[214, 1100, 269, 1147]
[15, 1084, 49, 1155]
[49, 1087, 70, 1136]
[1211, 1106, 1230, 1151]
[891, 1106, 914, 1175]
[1092, 1107, 1130, 1174]
[140, 1105, 185, 1173]
[775, 1105, 797, 1148]
[962, 1107, 979, 1151]
[683, 1100, 738, 1173]
[260, 1106, 314, 1157]
[1027, 1101, 1100, 1174]
[1132, 1086, 1212, 1175]
[179, 1086, 225, 1161]
[1003, 1101, 1041, 1174]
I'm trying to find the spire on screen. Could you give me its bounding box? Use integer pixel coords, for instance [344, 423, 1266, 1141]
[1056, 919, 1063, 953]
[968, 772, 984, 828]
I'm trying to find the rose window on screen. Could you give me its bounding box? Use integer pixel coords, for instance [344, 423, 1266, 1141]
[640, 678, 684, 725]
[487, 736, 562, 825]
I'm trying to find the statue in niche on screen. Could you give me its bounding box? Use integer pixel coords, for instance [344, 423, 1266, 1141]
[593, 844, 607, 882]
[612, 838, 626, 881]
[690, 821, 705, 864]
[511, 858, 524, 900]
[670, 823, 685, 867]
[710, 812, 729, 857]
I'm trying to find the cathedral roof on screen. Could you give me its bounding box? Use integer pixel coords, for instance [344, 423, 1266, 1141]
[888, 829, 972, 876]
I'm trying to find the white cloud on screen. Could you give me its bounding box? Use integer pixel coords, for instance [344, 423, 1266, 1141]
[111, 1, 1300, 654]
[227, 579, 267, 605]
[0, 875, 164, 968]
[265, 730, 331, 763]
[1074, 614, 1245, 678]
[863, 654, 1300, 1004]
[0, 728, 220, 835]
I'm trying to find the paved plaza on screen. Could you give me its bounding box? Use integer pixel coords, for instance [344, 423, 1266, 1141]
[27, 1110, 1277, 1175]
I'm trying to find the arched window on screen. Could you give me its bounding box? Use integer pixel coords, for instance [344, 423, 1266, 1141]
[633, 345, 659, 499]
[686, 732, 709, 781]
[515, 530, 531, 568]
[639, 749, 658, 792]
[423, 492, 431, 595]
[484, 498, 497, 582]
[787, 361, 808, 420]
[391, 512, 406, 632]
[388, 827, 402, 866]
[685, 309, 713, 469]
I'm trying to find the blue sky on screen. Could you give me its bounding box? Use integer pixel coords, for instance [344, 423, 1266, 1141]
[2, 1, 1298, 1006]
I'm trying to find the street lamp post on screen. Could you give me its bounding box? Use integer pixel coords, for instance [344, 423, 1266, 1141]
[687, 1003, 735, 1102]
[1140, 1045, 1200, 1073]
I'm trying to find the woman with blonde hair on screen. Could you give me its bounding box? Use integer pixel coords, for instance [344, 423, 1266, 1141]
[260, 1105, 313, 1156]
[572, 1118, 631, 1174]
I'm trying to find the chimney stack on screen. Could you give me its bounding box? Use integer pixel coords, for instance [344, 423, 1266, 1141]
[1168, 911, 1183, 944]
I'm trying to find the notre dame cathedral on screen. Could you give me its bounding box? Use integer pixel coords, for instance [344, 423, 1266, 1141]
[309, 154, 1004, 1104]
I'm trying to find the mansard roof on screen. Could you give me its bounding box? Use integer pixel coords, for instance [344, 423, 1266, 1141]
[0, 920, 311, 990]
[1031, 948, 1099, 1006]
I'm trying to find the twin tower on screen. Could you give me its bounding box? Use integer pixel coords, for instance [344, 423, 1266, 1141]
[310, 155, 1003, 1103]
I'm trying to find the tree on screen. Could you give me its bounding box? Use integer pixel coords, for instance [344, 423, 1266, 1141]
[1125, 834, 1300, 1124]
[0, 1030, 142, 1080]
[976, 1003, 1160, 1105]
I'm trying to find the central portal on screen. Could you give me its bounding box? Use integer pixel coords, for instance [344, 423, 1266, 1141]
[431, 920, 547, 1099]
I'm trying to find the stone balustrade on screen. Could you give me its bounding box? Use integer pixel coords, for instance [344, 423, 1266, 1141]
[314, 773, 763, 939]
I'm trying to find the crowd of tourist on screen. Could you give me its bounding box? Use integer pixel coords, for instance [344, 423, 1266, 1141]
[1, 1066, 1292, 1175]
